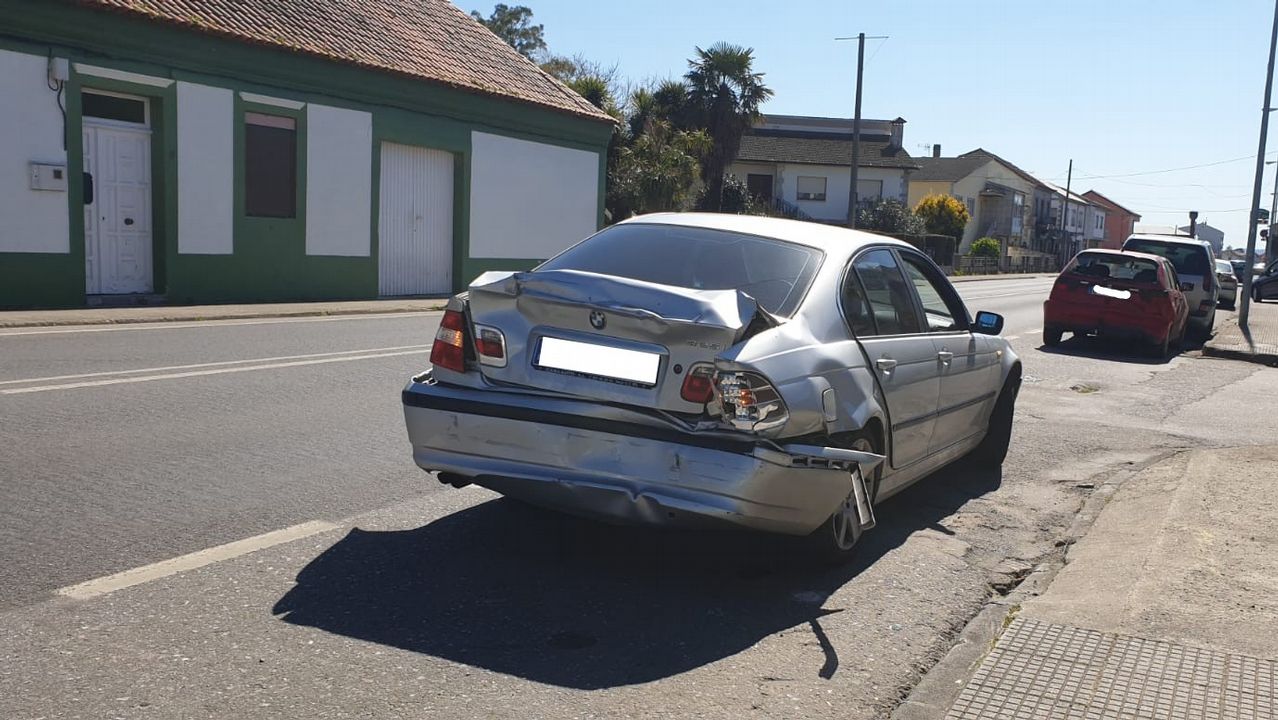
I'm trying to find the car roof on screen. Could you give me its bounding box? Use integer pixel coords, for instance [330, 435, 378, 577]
[1124, 233, 1211, 249]
[617, 212, 914, 255]
[1077, 249, 1164, 264]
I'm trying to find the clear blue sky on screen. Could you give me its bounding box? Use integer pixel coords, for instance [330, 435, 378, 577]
[461, 0, 1276, 247]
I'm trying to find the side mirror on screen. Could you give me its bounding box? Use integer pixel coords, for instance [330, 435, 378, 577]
[972, 311, 1004, 335]
[1179, 281, 1193, 292]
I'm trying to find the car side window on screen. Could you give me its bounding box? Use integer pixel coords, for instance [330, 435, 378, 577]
[851, 249, 922, 336]
[1165, 262, 1181, 291]
[841, 266, 877, 336]
[899, 253, 969, 332]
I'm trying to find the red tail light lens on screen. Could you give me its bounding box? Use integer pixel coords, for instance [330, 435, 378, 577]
[474, 324, 507, 367]
[680, 364, 715, 403]
[430, 309, 468, 372]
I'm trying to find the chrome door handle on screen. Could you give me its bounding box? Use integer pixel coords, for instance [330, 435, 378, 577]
[875, 358, 897, 372]
[937, 350, 954, 364]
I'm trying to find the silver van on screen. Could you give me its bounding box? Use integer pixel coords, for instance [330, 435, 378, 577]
[1121, 234, 1217, 338]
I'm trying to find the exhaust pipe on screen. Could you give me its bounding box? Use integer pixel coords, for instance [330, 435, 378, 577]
[437, 472, 472, 489]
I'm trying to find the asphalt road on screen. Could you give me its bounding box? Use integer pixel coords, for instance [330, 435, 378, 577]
[1, 276, 1272, 719]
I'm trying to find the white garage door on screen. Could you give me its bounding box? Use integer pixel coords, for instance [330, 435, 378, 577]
[378, 142, 453, 296]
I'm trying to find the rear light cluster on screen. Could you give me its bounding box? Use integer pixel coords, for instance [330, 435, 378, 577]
[430, 310, 507, 372]
[430, 310, 468, 372]
[681, 363, 790, 434]
[714, 371, 789, 433]
[473, 324, 507, 367]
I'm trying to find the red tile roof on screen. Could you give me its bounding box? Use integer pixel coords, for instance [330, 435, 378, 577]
[76, 0, 613, 123]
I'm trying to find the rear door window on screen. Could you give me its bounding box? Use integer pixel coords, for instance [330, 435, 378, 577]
[850, 249, 922, 336]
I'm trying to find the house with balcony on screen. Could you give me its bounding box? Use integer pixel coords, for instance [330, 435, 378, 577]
[907, 148, 1039, 254]
[1038, 181, 1104, 261]
[1082, 190, 1141, 249]
[728, 115, 920, 224]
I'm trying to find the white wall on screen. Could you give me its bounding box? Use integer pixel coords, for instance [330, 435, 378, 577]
[469, 132, 599, 259]
[0, 50, 69, 253]
[176, 81, 234, 254]
[306, 104, 372, 256]
[774, 164, 907, 223]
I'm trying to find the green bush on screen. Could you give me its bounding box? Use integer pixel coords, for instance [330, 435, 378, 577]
[970, 237, 1002, 258]
[857, 199, 926, 235]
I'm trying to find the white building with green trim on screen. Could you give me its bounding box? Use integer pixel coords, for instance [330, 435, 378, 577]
[0, 0, 614, 308]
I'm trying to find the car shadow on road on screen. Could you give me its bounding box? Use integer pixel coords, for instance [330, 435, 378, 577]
[1039, 332, 1204, 364]
[271, 466, 1002, 689]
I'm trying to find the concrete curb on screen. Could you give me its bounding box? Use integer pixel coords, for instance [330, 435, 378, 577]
[1201, 342, 1278, 367]
[948, 273, 1055, 284]
[887, 452, 1179, 720]
[0, 304, 446, 329]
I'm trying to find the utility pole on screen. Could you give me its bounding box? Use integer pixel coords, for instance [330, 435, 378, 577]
[836, 33, 887, 229]
[1240, 0, 1278, 331]
[1061, 159, 1073, 260]
[849, 32, 864, 228]
[1268, 162, 1278, 262]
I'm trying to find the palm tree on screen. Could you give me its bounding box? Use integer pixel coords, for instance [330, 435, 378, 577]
[685, 43, 773, 211]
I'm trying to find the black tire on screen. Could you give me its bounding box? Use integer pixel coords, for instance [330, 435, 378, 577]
[1150, 332, 1170, 359]
[969, 370, 1020, 468]
[804, 430, 880, 564]
[1043, 326, 1063, 347]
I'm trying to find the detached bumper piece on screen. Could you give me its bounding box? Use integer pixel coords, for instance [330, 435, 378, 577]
[402, 377, 884, 536]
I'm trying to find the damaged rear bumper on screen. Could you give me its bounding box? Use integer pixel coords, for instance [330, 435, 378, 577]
[401, 375, 883, 536]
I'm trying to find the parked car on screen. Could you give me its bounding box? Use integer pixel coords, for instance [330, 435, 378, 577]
[1215, 260, 1238, 309]
[1231, 259, 1250, 280]
[1042, 249, 1189, 357]
[401, 213, 1022, 561]
[1253, 260, 1278, 302]
[1121, 234, 1216, 339]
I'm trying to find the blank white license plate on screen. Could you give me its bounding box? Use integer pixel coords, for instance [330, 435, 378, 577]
[535, 337, 661, 386]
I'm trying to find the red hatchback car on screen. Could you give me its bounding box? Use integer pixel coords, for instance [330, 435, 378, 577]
[1043, 250, 1189, 356]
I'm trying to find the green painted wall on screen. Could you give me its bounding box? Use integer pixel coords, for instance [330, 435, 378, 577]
[0, 1, 612, 308]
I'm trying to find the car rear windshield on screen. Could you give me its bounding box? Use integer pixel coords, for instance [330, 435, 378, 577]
[1065, 253, 1161, 284]
[1123, 239, 1210, 277]
[537, 223, 824, 317]
[1215, 260, 1233, 274]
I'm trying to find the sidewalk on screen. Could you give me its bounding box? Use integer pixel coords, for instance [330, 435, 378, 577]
[1203, 301, 1278, 366]
[897, 447, 1278, 719]
[0, 298, 447, 328]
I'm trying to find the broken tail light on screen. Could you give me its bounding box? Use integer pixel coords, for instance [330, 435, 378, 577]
[430, 309, 468, 372]
[715, 371, 788, 433]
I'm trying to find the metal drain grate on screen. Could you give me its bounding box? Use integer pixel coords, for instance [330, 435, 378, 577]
[945, 617, 1276, 719]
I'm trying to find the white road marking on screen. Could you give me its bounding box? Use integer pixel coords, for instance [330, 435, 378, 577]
[2, 349, 426, 394]
[1028, 328, 1042, 334]
[0, 311, 438, 337]
[1004, 335, 1020, 341]
[0, 345, 430, 386]
[958, 289, 1052, 301]
[56, 521, 339, 600]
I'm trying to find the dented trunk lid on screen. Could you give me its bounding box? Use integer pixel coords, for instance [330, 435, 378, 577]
[466, 269, 772, 413]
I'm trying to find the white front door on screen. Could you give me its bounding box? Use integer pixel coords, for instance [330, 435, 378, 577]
[378, 142, 454, 296]
[83, 123, 153, 295]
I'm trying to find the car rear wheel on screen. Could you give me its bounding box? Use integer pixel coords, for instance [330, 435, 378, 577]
[969, 370, 1020, 468]
[805, 432, 879, 564]
[1043, 326, 1063, 347]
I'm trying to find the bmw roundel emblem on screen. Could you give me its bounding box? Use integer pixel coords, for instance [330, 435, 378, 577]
[589, 310, 607, 330]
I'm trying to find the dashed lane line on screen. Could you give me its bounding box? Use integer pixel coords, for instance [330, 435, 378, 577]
[2, 348, 426, 394]
[0, 345, 430, 386]
[0, 311, 438, 337]
[56, 521, 340, 600]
